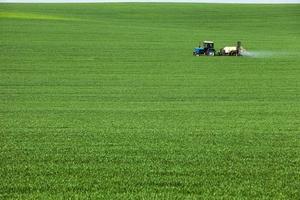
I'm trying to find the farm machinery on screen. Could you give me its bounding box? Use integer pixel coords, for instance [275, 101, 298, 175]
[193, 41, 245, 56]
[193, 41, 216, 56]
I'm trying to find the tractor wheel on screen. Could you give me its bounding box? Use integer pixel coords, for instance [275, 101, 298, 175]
[208, 51, 215, 56]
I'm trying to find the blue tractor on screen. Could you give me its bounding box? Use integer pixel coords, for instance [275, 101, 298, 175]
[193, 41, 216, 56]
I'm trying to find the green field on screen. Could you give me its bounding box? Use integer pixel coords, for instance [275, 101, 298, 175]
[1, 3, 300, 199]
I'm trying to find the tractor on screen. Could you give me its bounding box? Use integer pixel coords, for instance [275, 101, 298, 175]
[193, 41, 216, 56]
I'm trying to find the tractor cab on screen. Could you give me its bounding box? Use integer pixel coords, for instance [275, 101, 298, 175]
[203, 41, 214, 49]
[193, 40, 216, 56]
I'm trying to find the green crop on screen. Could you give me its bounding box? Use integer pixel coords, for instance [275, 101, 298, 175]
[1, 3, 300, 199]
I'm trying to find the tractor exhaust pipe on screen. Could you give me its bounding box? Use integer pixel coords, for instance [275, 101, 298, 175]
[237, 41, 241, 56]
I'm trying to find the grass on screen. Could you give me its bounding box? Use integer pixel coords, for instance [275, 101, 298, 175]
[1, 3, 300, 199]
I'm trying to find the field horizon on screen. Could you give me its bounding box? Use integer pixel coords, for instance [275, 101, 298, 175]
[1, 0, 300, 4]
[1, 3, 300, 199]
